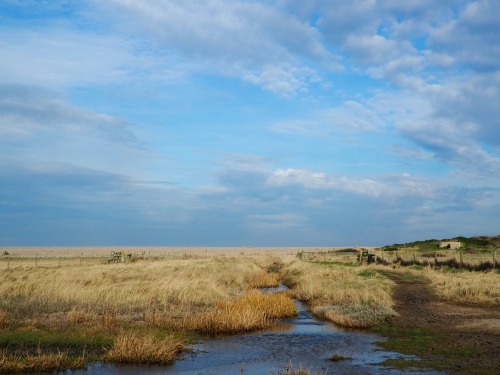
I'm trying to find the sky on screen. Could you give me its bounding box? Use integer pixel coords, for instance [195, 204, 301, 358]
[1, 0, 499, 247]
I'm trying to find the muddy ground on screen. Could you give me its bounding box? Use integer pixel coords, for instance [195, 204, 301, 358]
[375, 272, 500, 374]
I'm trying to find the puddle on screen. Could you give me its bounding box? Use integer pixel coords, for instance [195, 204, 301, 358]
[68, 287, 443, 374]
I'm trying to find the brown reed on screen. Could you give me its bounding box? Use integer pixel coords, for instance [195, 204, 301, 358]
[105, 331, 186, 364]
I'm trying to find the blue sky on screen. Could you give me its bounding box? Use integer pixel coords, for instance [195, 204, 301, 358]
[1, 0, 499, 246]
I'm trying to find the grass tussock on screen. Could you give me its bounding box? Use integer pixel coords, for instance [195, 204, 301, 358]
[105, 331, 186, 365]
[0, 349, 85, 372]
[283, 261, 395, 327]
[246, 272, 281, 289]
[314, 302, 397, 328]
[167, 290, 297, 334]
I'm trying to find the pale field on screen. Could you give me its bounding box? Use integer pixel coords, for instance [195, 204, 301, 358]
[0, 246, 349, 259]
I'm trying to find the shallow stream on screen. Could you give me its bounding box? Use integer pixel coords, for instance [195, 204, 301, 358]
[69, 287, 442, 375]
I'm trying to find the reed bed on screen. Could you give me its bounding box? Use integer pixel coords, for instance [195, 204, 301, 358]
[105, 332, 186, 365]
[282, 261, 396, 328]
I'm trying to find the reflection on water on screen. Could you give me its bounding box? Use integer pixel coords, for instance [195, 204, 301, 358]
[68, 289, 443, 375]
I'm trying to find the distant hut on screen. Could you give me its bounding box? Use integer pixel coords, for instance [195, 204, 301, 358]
[439, 241, 461, 249]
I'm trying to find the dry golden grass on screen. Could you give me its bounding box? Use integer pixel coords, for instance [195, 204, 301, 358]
[371, 263, 500, 305]
[105, 331, 186, 364]
[163, 290, 297, 334]
[314, 302, 396, 328]
[284, 261, 393, 306]
[283, 261, 396, 327]
[0, 256, 272, 321]
[0, 254, 299, 341]
[0, 349, 85, 372]
[423, 268, 500, 304]
[66, 309, 96, 325]
[246, 272, 281, 288]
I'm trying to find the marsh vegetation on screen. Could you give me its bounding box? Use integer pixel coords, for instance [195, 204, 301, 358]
[0, 243, 498, 373]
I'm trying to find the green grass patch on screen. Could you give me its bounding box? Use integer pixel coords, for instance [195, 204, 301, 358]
[372, 324, 483, 373]
[409, 265, 424, 271]
[0, 328, 111, 348]
[378, 357, 430, 370]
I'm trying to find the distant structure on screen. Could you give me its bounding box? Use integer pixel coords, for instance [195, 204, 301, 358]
[439, 241, 461, 249]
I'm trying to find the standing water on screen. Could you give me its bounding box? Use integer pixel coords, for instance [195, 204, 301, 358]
[69, 287, 442, 375]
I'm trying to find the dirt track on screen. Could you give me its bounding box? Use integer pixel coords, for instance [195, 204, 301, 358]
[379, 272, 500, 374]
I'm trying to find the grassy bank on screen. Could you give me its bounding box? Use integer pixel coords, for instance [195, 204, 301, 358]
[282, 260, 396, 328]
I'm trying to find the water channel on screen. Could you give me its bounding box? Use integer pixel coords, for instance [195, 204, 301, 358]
[68, 287, 443, 375]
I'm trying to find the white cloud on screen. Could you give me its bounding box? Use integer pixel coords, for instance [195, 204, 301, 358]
[430, 0, 500, 71]
[344, 34, 400, 64]
[272, 97, 387, 135]
[0, 28, 150, 88]
[0, 85, 140, 147]
[93, 0, 339, 95]
[267, 168, 434, 199]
